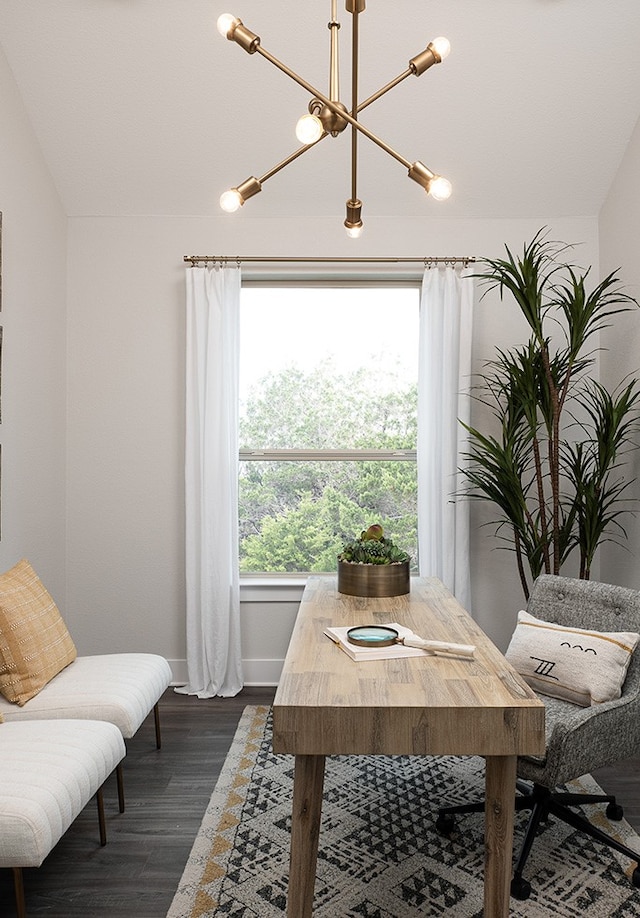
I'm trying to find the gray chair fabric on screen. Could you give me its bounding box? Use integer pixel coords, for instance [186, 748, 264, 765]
[436, 574, 640, 900]
[517, 574, 640, 788]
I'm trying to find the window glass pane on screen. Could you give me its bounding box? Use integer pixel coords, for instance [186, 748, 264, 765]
[240, 287, 418, 450]
[239, 284, 420, 574]
[239, 459, 418, 573]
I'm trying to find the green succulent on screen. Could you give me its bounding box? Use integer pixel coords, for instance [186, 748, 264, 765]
[338, 524, 410, 565]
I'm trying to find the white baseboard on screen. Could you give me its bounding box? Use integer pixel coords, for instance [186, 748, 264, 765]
[166, 657, 283, 688]
[166, 658, 188, 685]
[242, 658, 284, 686]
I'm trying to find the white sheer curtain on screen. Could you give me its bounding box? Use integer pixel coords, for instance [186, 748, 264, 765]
[417, 266, 474, 612]
[177, 265, 243, 698]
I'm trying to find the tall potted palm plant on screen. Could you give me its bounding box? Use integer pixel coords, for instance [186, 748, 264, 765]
[462, 230, 640, 599]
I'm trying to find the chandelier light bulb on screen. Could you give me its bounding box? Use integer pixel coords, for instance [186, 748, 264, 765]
[219, 188, 243, 213]
[431, 36, 451, 61]
[429, 175, 452, 201]
[296, 113, 324, 145]
[217, 13, 238, 38]
[344, 198, 363, 238]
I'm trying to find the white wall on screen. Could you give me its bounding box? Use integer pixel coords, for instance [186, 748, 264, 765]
[0, 46, 67, 599]
[0, 13, 615, 680]
[599, 113, 640, 591]
[65, 214, 599, 680]
[2, 24, 637, 689]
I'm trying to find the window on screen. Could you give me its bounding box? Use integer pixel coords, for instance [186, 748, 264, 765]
[239, 283, 420, 574]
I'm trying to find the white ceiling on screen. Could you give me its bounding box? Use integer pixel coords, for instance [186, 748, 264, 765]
[1, 0, 639, 221]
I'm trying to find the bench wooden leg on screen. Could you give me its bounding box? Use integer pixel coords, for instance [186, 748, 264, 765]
[96, 787, 107, 847]
[116, 762, 125, 813]
[154, 702, 162, 749]
[12, 867, 26, 918]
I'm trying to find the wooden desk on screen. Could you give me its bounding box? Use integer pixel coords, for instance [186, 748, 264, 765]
[272, 575, 545, 917]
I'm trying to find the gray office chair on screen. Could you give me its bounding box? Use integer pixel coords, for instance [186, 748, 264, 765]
[436, 574, 640, 900]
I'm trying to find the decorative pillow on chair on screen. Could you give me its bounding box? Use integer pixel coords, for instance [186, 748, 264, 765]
[0, 559, 77, 705]
[506, 609, 639, 706]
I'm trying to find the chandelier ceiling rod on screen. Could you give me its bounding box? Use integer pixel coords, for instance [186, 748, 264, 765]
[347, 0, 361, 235]
[217, 1, 452, 237]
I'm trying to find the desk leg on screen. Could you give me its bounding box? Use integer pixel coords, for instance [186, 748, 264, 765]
[484, 755, 517, 918]
[287, 754, 325, 918]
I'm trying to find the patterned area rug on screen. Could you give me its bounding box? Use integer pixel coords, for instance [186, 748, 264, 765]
[167, 706, 640, 917]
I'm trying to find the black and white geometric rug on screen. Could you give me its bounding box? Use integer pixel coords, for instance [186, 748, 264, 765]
[167, 706, 640, 917]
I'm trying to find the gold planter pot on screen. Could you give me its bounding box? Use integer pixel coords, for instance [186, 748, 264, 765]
[337, 560, 410, 597]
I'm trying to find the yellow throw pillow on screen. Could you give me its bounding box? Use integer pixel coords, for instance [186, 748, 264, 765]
[0, 559, 77, 705]
[506, 609, 639, 706]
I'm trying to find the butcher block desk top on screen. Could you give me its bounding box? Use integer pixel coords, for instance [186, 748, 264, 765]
[272, 575, 545, 758]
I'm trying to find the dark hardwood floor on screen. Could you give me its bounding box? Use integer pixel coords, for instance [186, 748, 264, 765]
[1, 687, 639, 917]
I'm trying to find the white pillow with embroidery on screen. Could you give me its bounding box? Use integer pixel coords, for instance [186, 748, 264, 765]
[505, 609, 639, 707]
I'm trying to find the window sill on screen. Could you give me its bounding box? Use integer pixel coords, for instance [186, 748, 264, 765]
[240, 575, 313, 603]
[240, 575, 308, 587]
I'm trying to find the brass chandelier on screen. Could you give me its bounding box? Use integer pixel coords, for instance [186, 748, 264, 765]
[217, 1, 452, 237]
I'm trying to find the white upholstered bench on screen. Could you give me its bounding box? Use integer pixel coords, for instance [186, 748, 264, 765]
[0, 651, 172, 813]
[0, 561, 173, 813]
[0, 652, 173, 742]
[0, 718, 126, 918]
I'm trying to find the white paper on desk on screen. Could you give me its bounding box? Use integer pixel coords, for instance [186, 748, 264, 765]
[324, 622, 428, 662]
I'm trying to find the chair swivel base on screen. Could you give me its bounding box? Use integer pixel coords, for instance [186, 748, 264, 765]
[436, 781, 640, 901]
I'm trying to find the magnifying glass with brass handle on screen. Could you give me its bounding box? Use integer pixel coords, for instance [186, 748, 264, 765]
[346, 625, 475, 659]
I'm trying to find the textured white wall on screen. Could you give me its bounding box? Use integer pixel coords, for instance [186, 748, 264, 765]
[65, 215, 599, 679]
[599, 114, 640, 592]
[2, 25, 637, 686]
[0, 45, 67, 601]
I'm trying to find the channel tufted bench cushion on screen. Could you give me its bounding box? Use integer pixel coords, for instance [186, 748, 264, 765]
[0, 653, 172, 738]
[0, 719, 126, 868]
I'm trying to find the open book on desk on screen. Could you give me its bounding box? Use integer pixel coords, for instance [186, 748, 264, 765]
[324, 622, 427, 662]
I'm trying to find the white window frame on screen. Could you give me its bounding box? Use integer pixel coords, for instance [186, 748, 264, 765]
[238, 274, 421, 578]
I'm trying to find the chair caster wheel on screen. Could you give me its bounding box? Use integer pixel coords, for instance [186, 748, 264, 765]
[606, 802, 624, 820]
[632, 865, 640, 888]
[435, 813, 456, 837]
[510, 875, 531, 900]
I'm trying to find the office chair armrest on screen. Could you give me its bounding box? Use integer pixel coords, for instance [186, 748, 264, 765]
[531, 685, 640, 787]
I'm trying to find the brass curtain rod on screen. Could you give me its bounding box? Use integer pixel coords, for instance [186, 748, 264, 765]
[183, 255, 475, 266]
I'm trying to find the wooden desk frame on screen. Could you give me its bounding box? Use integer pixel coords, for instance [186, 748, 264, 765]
[272, 576, 545, 917]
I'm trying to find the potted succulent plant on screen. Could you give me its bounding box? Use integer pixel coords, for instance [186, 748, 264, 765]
[337, 524, 411, 596]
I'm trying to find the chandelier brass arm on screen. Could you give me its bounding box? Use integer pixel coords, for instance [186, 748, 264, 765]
[216, 2, 452, 235]
[249, 42, 415, 170]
